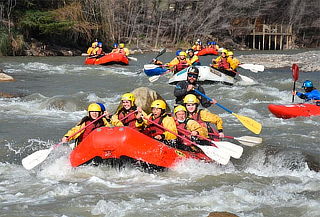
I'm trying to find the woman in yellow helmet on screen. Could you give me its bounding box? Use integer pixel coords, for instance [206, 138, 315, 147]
[110, 93, 144, 131]
[227, 51, 240, 71]
[87, 42, 98, 56]
[183, 94, 224, 138]
[61, 103, 114, 146]
[137, 99, 177, 141]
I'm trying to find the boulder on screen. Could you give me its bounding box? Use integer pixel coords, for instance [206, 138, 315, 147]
[116, 87, 170, 114]
[0, 70, 15, 82]
[208, 212, 239, 217]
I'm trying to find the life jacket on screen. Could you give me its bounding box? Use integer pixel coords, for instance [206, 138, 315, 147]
[175, 118, 189, 135]
[77, 120, 104, 144]
[142, 114, 168, 138]
[117, 106, 137, 129]
[188, 55, 200, 65]
[195, 45, 202, 51]
[218, 57, 230, 69]
[96, 48, 103, 55]
[174, 59, 188, 73]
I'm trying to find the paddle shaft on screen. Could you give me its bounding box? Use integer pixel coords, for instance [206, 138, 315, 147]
[143, 116, 199, 147]
[292, 81, 296, 103]
[177, 126, 218, 148]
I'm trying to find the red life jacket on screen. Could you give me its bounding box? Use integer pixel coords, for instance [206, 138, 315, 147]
[175, 59, 188, 72]
[142, 114, 167, 138]
[218, 57, 230, 69]
[77, 120, 103, 143]
[117, 107, 137, 129]
[175, 118, 193, 146]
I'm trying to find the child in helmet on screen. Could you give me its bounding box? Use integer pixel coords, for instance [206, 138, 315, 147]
[61, 103, 113, 146]
[293, 80, 320, 101]
[137, 99, 177, 141]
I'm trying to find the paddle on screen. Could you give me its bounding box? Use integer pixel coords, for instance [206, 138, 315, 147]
[193, 89, 262, 134]
[208, 133, 262, 147]
[152, 48, 166, 62]
[143, 116, 230, 165]
[22, 114, 106, 170]
[177, 127, 243, 159]
[149, 70, 171, 82]
[128, 56, 137, 61]
[239, 64, 265, 73]
[291, 64, 299, 103]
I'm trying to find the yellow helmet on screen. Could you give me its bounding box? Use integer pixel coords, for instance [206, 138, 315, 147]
[179, 51, 187, 57]
[87, 103, 102, 112]
[119, 43, 125, 48]
[121, 93, 135, 104]
[174, 105, 187, 114]
[92, 42, 98, 47]
[221, 49, 228, 54]
[151, 100, 166, 110]
[183, 94, 200, 104]
[227, 51, 234, 56]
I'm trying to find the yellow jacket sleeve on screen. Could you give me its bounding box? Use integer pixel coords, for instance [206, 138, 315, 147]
[87, 47, 93, 55]
[162, 116, 177, 140]
[64, 122, 86, 141]
[110, 114, 124, 127]
[186, 119, 208, 137]
[228, 57, 240, 70]
[187, 56, 199, 65]
[135, 111, 149, 128]
[167, 58, 179, 67]
[199, 109, 224, 131]
[124, 48, 130, 56]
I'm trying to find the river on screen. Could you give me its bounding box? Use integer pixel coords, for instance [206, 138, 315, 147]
[0, 50, 319, 217]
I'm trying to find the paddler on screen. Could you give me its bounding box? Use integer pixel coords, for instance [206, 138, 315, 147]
[118, 43, 130, 56]
[110, 93, 144, 131]
[173, 66, 212, 107]
[187, 48, 200, 66]
[87, 42, 98, 56]
[167, 51, 190, 74]
[192, 39, 203, 51]
[292, 80, 320, 102]
[183, 94, 224, 138]
[211, 49, 230, 70]
[227, 51, 240, 71]
[61, 103, 116, 146]
[137, 99, 177, 142]
[111, 43, 120, 53]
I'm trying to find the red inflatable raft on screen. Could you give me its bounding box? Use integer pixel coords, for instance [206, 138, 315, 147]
[196, 48, 218, 56]
[84, 53, 129, 65]
[69, 127, 212, 170]
[268, 103, 320, 119]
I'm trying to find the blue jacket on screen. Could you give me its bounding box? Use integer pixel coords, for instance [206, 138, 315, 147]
[296, 89, 320, 101]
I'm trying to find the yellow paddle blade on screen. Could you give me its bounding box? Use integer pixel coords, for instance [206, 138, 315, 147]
[232, 113, 262, 134]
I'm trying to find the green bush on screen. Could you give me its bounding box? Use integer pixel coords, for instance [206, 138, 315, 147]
[0, 30, 9, 56]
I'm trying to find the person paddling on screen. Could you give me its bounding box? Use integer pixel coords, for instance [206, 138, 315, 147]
[137, 99, 177, 141]
[61, 103, 113, 146]
[87, 42, 98, 56]
[292, 80, 320, 102]
[174, 66, 212, 107]
[167, 51, 190, 74]
[111, 93, 144, 130]
[187, 48, 200, 66]
[183, 94, 224, 138]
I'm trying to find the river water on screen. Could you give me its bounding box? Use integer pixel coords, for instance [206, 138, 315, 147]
[0, 50, 319, 217]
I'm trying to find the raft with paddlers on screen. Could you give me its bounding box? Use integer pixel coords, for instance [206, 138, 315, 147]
[196, 47, 219, 56]
[268, 103, 320, 119]
[69, 126, 213, 170]
[84, 52, 129, 65]
[168, 66, 255, 85]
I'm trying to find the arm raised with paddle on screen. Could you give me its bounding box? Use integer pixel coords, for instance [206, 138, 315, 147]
[291, 64, 299, 103]
[193, 89, 262, 135]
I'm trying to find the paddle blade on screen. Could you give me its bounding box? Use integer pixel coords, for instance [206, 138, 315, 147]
[235, 136, 262, 147]
[22, 147, 54, 170]
[213, 141, 243, 159]
[240, 64, 265, 72]
[232, 113, 262, 134]
[148, 75, 160, 82]
[197, 145, 230, 165]
[291, 64, 299, 81]
[128, 56, 137, 61]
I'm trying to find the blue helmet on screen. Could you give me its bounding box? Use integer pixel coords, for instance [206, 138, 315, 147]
[302, 80, 313, 88]
[175, 49, 182, 56]
[212, 41, 217, 45]
[113, 43, 118, 48]
[96, 103, 106, 112]
[98, 42, 102, 46]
